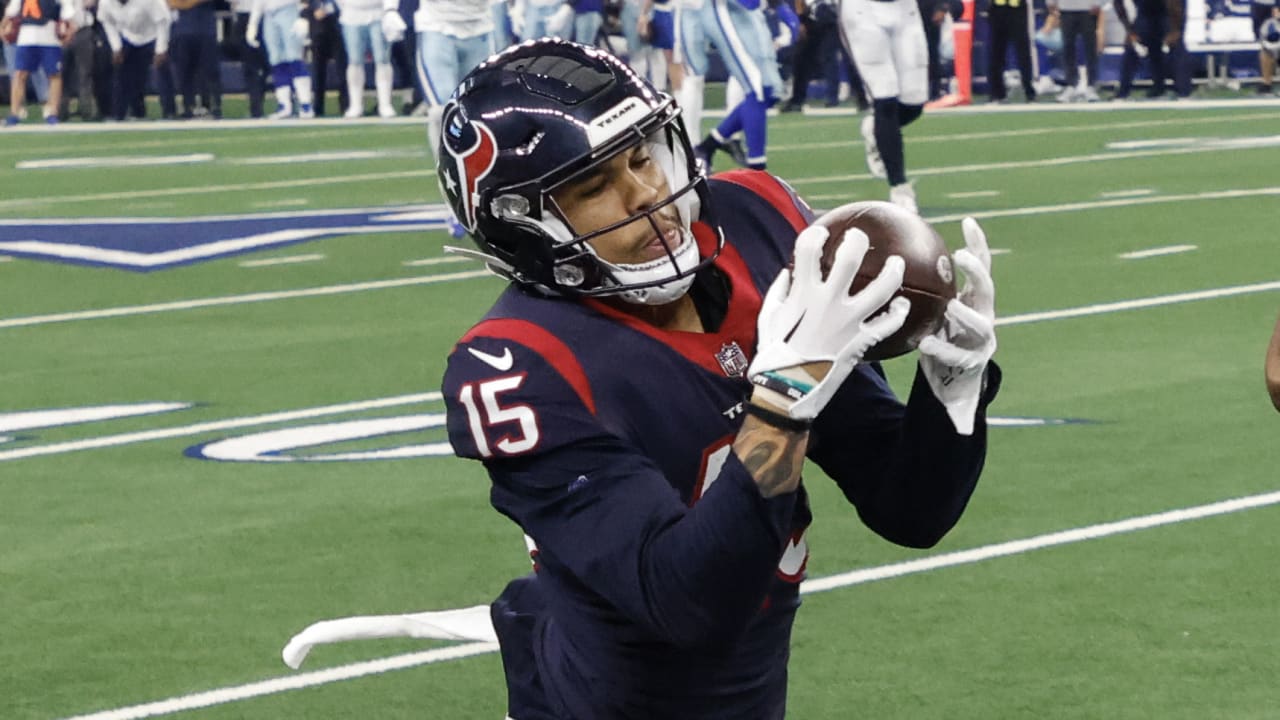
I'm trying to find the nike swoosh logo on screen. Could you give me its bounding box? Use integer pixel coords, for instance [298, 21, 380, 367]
[467, 346, 514, 371]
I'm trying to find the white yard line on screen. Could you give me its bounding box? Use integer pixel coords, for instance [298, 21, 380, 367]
[787, 136, 1280, 186]
[0, 393, 440, 462]
[947, 190, 1001, 199]
[0, 269, 492, 330]
[57, 487, 1280, 720]
[923, 186, 1280, 224]
[1098, 188, 1155, 198]
[402, 256, 472, 267]
[239, 254, 326, 267]
[16, 154, 215, 170]
[4, 278, 1276, 462]
[1118, 244, 1198, 259]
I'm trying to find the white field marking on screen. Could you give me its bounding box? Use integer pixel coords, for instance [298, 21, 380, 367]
[0, 129, 382, 158]
[239, 254, 326, 268]
[802, 193, 862, 203]
[232, 149, 423, 165]
[56, 487, 1280, 720]
[1118, 244, 1198, 260]
[0, 269, 493, 330]
[15, 154, 215, 170]
[0, 204, 446, 226]
[0, 393, 441, 462]
[0, 256, 12, 262]
[767, 112, 1277, 152]
[6, 279, 1278, 464]
[787, 135, 1280, 186]
[989, 248, 1012, 255]
[250, 198, 310, 208]
[996, 279, 1280, 327]
[0, 224, 441, 269]
[402, 256, 472, 267]
[1099, 188, 1155, 198]
[0, 169, 432, 211]
[57, 641, 501, 720]
[947, 190, 1001, 199]
[923, 186, 1280, 225]
[1106, 137, 1202, 150]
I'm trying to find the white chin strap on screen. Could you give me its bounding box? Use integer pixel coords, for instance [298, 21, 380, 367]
[605, 230, 700, 305]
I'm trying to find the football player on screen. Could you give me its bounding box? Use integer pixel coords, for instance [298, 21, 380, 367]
[1252, 1, 1280, 95]
[247, 0, 316, 118]
[3, 0, 75, 125]
[840, 0, 929, 213]
[435, 39, 1000, 718]
[382, 0, 499, 236]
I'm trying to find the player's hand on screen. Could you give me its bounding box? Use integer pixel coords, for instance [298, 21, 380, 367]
[153, 51, 168, 67]
[917, 217, 996, 436]
[112, 49, 124, 64]
[246, 23, 260, 48]
[381, 10, 407, 42]
[292, 16, 310, 40]
[748, 225, 909, 421]
[1164, 30, 1181, 47]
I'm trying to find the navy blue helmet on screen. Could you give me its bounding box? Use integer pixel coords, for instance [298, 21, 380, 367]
[437, 39, 720, 301]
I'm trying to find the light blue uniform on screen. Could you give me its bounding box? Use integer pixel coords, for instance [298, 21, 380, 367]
[679, 0, 779, 101]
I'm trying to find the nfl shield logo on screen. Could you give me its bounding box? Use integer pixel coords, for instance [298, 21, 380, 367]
[715, 341, 749, 378]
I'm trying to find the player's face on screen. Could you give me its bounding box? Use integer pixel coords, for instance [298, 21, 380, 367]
[551, 144, 683, 266]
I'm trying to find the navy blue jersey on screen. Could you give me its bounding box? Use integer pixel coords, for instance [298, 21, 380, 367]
[442, 170, 998, 720]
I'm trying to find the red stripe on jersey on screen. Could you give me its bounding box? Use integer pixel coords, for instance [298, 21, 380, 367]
[713, 169, 810, 235]
[460, 318, 597, 415]
[585, 222, 762, 377]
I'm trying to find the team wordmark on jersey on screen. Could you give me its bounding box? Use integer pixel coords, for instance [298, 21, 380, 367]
[0, 206, 452, 271]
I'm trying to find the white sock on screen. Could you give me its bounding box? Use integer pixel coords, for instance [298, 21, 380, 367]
[292, 74, 313, 106]
[375, 63, 395, 116]
[678, 74, 704, 138]
[274, 85, 292, 114]
[346, 65, 365, 115]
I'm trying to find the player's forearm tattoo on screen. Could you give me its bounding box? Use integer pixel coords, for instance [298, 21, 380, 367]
[734, 422, 807, 498]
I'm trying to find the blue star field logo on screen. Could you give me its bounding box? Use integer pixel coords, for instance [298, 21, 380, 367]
[0, 205, 453, 272]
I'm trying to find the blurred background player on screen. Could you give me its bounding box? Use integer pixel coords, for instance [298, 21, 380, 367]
[840, 0, 928, 212]
[1251, 0, 1279, 95]
[1050, 0, 1101, 102]
[687, 0, 783, 171]
[231, 0, 270, 117]
[58, 0, 96, 120]
[511, 0, 564, 39]
[636, 0, 678, 89]
[303, 0, 348, 116]
[167, 0, 221, 118]
[385, 0, 497, 236]
[984, 0, 1038, 102]
[3, 0, 75, 125]
[337, 0, 394, 116]
[782, 0, 857, 111]
[247, 0, 315, 117]
[1111, 0, 1189, 98]
[97, 0, 169, 121]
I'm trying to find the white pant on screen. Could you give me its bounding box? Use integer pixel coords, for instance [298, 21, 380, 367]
[840, 0, 928, 104]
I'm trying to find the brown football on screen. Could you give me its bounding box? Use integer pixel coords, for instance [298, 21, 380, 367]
[812, 201, 956, 361]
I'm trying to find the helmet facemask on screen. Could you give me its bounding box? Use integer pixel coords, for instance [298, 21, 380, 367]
[482, 101, 719, 303]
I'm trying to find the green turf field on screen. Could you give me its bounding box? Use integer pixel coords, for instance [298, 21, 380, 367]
[2, 100, 1279, 720]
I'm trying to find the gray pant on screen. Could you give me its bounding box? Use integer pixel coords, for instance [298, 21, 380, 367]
[60, 26, 97, 119]
[1059, 10, 1098, 88]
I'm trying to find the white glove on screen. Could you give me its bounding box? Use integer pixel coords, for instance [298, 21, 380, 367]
[917, 217, 997, 436]
[546, 3, 574, 36]
[246, 20, 260, 48]
[381, 10, 407, 42]
[292, 16, 309, 40]
[748, 225, 910, 421]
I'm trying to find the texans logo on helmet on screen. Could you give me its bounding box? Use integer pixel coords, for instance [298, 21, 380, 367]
[442, 108, 498, 232]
